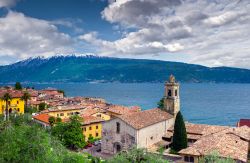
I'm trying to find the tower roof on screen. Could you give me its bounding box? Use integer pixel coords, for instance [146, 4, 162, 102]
[169, 74, 175, 83]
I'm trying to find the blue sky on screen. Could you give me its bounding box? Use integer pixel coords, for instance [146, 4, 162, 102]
[0, 0, 250, 68]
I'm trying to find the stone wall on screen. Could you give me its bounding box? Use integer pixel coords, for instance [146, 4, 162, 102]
[101, 118, 137, 154]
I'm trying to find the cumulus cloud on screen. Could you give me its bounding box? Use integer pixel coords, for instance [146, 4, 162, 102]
[0, 11, 74, 64]
[80, 0, 250, 68]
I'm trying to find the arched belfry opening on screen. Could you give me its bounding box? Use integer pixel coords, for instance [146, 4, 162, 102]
[163, 75, 180, 118]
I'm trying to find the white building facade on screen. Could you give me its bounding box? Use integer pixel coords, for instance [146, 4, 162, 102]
[101, 108, 174, 154]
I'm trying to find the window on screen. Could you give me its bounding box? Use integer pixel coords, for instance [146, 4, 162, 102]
[8, 101, 10, 105]
[150, 136, 153, 140]
[17, 101, 19, 104]
[17, 108, 20, 111]
[89, 134, 92, 137]
[96, 133, 99, 137]
[168, 90, 172, 97]
[184, 156, 194, 162]
[175, 89, 178, 96]
[83, 127, 86, 131]
[57, 114, 59, 117]
[116, 122, 120, 134]
[89, 126, 92, 130]
[97, 114, 101, 117]
[60, 113, 64, 116]
[96, 125, 98, 129]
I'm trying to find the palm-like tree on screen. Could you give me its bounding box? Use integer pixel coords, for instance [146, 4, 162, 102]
[21, 91, 31, 111]
[1, 93, 12, 121]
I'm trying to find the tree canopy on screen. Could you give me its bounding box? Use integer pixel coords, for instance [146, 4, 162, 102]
[52, 115, 85, 149]
[108, 148, 169, 163]
[157, 97, 165, 110]
[0, 114, 87, 163]
[38, 102, 47, 111]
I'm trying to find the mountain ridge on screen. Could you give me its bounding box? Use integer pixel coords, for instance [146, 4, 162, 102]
[0, 55, 250, 83]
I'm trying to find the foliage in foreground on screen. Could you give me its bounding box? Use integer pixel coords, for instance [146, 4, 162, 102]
[199, 151, 235, 163]
[108, 148, 169, 163]
[52, 115, 86, 149]
[0, 115, 87, 163]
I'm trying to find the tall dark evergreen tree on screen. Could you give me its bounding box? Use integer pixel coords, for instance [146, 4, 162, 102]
[15, 82, 22, 90]
[172, 111, 187, 152]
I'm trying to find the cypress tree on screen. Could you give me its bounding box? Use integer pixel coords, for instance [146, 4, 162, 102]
[15, 82, 22, 90]
[172, 111, 187, 152]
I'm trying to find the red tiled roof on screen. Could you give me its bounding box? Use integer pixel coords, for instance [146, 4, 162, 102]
[118, 108, 173, 129]
[179, 126, 250, 162]
[106, 105, 140, 115]
[80, 108, 99, 116]
[0, 89, 24, 98]
[81, 115, 104, 125]
[33, 113, 50, 125]
[237, 119, 250, 127]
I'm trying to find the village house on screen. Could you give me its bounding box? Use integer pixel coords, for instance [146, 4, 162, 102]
[33, 113, 51, 128]
[80, 115, 104, 141]
[80, 107, 111, 121]
[33, 113, 104, 141]
[47, 105, 85, 119]
[178, 125, 250, 163]
[0, 89, 25, 115]
[163, 123, 230, 146]
[39, 87, 64, 99]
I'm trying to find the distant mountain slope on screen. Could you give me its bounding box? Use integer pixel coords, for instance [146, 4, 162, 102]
[0, 55, 250, 83]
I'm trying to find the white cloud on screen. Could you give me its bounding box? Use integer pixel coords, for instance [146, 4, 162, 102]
[0, 11, 74, 64]
[0, 0, 18, 8]
[81, 0, 250, 68]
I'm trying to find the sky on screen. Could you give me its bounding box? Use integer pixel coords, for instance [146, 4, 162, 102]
[0, 0, 250, 68]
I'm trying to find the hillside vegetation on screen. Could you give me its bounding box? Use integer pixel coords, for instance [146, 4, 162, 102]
[0, 55, 250, 83]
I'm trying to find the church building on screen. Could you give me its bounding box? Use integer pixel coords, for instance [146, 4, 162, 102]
[101, 75, 179, 154]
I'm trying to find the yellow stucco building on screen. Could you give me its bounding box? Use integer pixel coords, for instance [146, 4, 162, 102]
[0, 91, 25, 115]
[81, 116, 104, 141]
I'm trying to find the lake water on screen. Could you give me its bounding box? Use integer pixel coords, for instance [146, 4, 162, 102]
[16, 83, 250, 126]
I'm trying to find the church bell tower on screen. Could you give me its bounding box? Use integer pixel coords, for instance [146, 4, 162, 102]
[163, 75, 180, 118]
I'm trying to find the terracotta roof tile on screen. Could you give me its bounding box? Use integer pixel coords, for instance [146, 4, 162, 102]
[81, 115, 104, 125]
[33, 113, 50, 125]
[0, 89, 24, 98]
[106, 105, 140, 115]
[165, 122, 229, 138]
[118, 108, 173, 129]
[179, 126, 250, 162]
